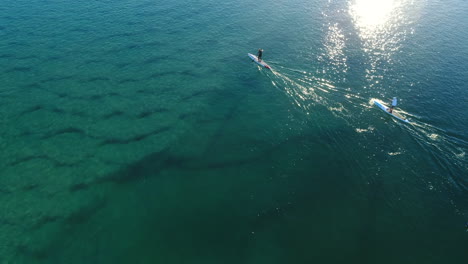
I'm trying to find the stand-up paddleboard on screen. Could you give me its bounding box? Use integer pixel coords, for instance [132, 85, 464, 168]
[374, 99, 410, 123]
[248, 53, 271, 69]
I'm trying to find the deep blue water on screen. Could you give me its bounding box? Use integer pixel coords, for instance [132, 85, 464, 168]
[0, 0, 467, 263]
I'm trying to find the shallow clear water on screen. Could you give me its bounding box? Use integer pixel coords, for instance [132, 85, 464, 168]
[1, 0, 467, 263]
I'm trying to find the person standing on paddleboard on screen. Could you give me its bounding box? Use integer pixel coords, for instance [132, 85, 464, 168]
[389, 97, 397, 113]
[257, 49, 263, 61]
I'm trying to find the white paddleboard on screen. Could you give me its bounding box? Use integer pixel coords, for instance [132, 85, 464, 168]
[374, 100, 410, 123]
[248, 53, 271, 69]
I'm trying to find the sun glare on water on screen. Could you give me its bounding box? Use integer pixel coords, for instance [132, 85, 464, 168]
[347, 0, 412, 86]
[349, 0, 400, 34]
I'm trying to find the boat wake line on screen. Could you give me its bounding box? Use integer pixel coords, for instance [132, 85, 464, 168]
[259, 63, 468, 194]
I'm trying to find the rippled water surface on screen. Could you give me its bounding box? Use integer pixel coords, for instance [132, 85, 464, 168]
[1, 0, 467, 263]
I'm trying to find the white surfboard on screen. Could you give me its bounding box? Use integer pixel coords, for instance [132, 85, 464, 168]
[248, 53, 271, 69]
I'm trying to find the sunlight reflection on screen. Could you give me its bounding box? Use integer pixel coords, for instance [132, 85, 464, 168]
[349, 0, 398, 31]
[348, 0, 411, 89]
[324, 23, 348, 73]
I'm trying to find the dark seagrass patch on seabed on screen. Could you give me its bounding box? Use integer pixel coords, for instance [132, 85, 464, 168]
[22, 183, 39, 191]
[20, 83, 69, 99]
[65, 198, 107, 225]
[124, 43, 141, 50]
[180, 89, 219, 102]
[95, 145, 266, 186]
[5, 66, 32, 73]
[0, 53, 13, 59]
[178, 69, 199, 78]
[117, 78, 139, 84]
[149, 72, 169, 79]
[102, 110, 125, 119]
[45, 55, 61, 62]
[143, 55, 169, 65]
[21, 82, 41, 89]
[136, 108, 169, 119]
[0, 217, 15, 226]
[18, 105, 44, 116]
[69, 182, 90, 192]
[49, 107, 66, 114]
[8, 158, 50, 172]
[178, 112, 200, 121]
[40, 127, 88, 140]
[29, 215, 61, 231]
[98, 127, 171, 146]
[115, 62, 131, 69]
[107, 91, 120, 97]
[81, 93, 104, 101]
[80, 91, 121, 101]
[8, 154, 78, 168]
[69, 110, 88, 118]
[135, 87, 167, 95]
[16, 244, 48, 261]
[95, 148, 188, 184]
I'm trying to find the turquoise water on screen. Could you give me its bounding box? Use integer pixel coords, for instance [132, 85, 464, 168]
[1, 0, 467, 263]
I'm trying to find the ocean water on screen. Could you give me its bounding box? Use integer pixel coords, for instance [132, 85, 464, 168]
[1, 0, 467, 263]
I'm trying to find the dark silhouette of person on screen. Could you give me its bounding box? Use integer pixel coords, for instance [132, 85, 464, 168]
[257, 49, 263, 61]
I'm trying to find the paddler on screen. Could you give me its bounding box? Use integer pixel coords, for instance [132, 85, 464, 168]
[257, 49, 263, 61]
[389, 97, 397, 113]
